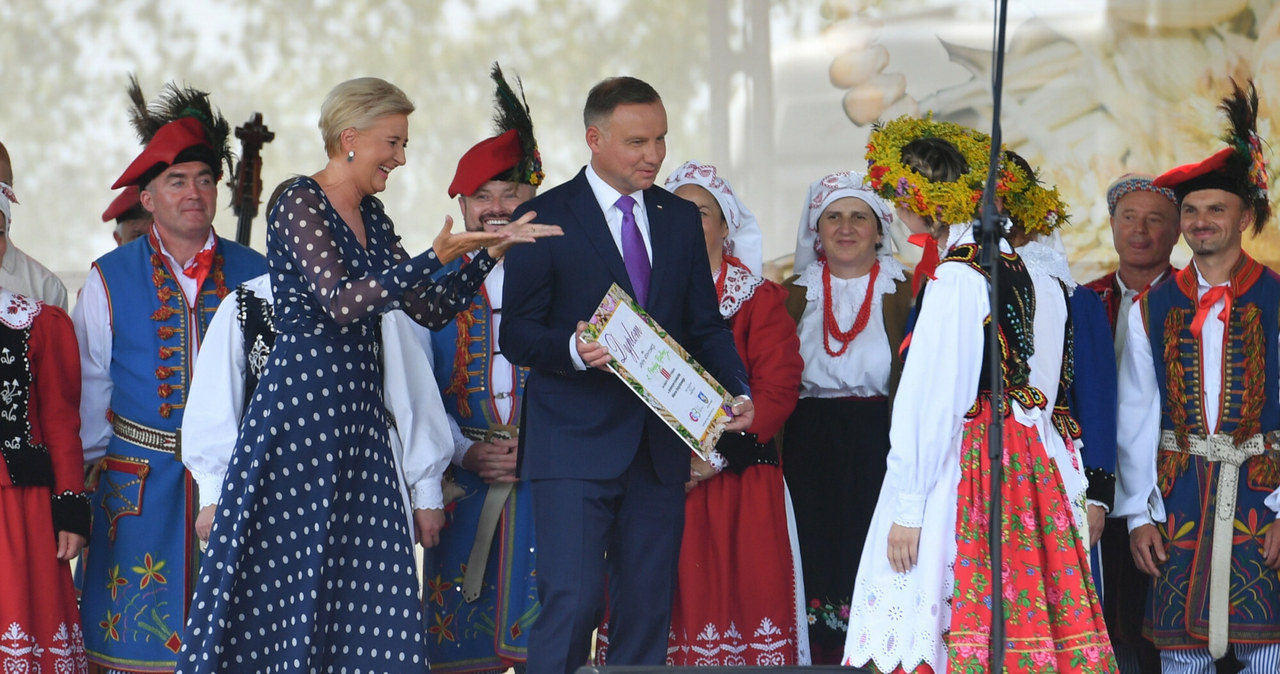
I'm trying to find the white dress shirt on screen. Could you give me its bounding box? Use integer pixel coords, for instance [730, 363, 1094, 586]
[1112, 269, 1169, 365]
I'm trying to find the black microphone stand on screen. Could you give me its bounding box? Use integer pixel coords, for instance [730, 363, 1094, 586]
[977, 0, 1010, 670]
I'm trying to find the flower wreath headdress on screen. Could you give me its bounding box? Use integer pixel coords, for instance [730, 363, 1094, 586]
[997, 152, 1069, 236]
[865, 114, 991, 225]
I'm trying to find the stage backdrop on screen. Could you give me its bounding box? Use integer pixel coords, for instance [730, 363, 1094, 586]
[2, 0, 1279, 295]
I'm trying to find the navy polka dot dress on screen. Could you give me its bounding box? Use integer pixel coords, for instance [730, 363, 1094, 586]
[178, 177, 490, 673]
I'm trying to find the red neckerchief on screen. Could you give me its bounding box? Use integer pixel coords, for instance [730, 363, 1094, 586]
[1189, 286, 1231, 338]
[908, 232, 939, 296]
[183, 247, 216, 290]
[1175, 254, 1263, 338]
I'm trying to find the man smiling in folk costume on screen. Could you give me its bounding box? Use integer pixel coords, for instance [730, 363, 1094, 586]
[1116, 80, 1280, 674]
[426, 63, 546, 674]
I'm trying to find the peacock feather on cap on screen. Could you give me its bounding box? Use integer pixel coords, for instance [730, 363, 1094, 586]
[490, 63, 544, 186]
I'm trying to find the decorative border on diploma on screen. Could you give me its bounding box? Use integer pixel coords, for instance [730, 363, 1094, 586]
[580, 284, 733, 460]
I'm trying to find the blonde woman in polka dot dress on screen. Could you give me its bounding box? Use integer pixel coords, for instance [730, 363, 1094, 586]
[176, 78, 558, 673]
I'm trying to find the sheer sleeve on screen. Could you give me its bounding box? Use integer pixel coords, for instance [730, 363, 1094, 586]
[399, 251, 497, 330]
[273, 182, 449, 325]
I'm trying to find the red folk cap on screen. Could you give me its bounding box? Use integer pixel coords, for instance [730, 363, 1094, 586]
[112, 117, 214, 189]
[448, 129, 523, 198]
[102, 186, 142, 222]
[1153, 147, 1236, 196]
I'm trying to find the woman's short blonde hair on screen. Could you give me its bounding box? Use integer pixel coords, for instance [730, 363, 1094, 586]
[318, 78, 415, 157]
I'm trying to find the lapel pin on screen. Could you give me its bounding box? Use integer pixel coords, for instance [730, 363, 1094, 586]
[656, 204, 664, 210]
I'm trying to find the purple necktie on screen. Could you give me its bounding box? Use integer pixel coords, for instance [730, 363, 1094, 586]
[616, 195, 650, 307]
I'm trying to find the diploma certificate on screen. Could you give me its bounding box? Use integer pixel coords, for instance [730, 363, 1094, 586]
[580, 284, 733, 460]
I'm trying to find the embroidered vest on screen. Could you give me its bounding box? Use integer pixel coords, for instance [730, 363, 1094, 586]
[236, 285, 276, 408]
[0, 291, 48, 487]
[939, 243, 1046, 415]
[1051, 280, 1081, 443]
[1142, 256, 1280, 491]
[93, 233, 267, 429]
[430, 259, 528, 427]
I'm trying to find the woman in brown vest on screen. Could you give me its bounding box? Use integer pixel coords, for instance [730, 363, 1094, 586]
[780, 171, 912, 664]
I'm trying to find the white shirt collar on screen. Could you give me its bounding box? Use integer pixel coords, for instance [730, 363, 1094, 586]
[585, 164, 646, 216]
[151, 224, 216, 270]
[1189, 260, 1229, 290]
[1115, 267, 1170, 295]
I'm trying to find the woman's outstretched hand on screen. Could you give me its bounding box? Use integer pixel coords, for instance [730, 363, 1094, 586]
[432, 215, 509, 264]
[488, 210, 563, 258]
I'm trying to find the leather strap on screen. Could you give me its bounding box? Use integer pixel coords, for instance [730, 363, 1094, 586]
[1158, 430, 1266, 658]
[462, 481, 514, 602]
[458, 424, 518, 603]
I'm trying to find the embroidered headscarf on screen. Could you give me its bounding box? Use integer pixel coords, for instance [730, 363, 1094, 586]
[793, 170, 894, 272]
[0, 182, 15, 227]
[664, 160, 763, 276]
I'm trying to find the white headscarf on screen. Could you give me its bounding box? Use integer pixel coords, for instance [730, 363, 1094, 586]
[0, 183, 15, 227]
[664, 160, 763, 276]
[793, 171, 894, 272]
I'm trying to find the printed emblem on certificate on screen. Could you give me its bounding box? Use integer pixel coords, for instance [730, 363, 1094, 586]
[580, 284, 734, 460]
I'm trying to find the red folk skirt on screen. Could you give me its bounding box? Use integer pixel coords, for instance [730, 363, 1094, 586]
[667, 461, 800, 666]
[595, 461, 801, 666]
[947, 401, 1115, 673]
[0, 484, 88, 673]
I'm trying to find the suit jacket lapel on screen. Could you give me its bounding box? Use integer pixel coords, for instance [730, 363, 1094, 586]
[644, 191, 670, 306]
[568, 173, 635, 298]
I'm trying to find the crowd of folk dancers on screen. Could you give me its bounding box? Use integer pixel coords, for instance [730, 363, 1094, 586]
[2, 65, 1279, 674]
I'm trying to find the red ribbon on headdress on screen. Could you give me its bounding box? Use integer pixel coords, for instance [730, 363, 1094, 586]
[1190, 285, 1232, 339]
[183, 248, 215, 290]
[908, 233, 939, 296]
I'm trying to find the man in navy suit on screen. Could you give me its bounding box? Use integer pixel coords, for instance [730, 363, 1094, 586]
[500, 77, 754, 674]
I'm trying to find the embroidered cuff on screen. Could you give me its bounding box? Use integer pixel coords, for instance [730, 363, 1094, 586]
[1084, 467, 1115, 513]
[192, 471, 224, 510]
[51, 490, 90, 539]
[412, 479, 444, 511]
[706, 449, 727, 474]
[893, 492, 926, 528]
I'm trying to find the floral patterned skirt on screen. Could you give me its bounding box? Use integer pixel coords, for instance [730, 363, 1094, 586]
[948, 401, 1115, 673]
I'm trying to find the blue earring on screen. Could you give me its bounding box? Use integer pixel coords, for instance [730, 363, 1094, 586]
[347, 151, 354, 163]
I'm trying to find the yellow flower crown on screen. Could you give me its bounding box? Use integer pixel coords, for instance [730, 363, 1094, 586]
[865, 115, 991, 225]
[997, 157, 1069, 236]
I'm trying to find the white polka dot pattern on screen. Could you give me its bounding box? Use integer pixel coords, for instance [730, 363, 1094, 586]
[175, 177, 460, 672]
[265, 177, 494, 334]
